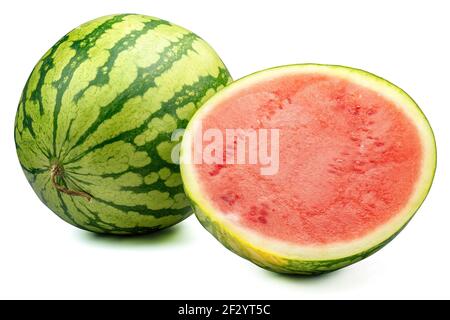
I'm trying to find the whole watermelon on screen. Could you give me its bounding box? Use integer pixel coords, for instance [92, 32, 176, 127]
[14, 14, 232, 234]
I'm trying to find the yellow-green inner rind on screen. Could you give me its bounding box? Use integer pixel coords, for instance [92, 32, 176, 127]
[180, 64, 436, 274]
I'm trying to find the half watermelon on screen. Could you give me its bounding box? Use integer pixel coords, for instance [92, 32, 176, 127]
[180, 64, 436, 274]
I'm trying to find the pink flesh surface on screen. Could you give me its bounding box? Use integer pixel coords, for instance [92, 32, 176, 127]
[193, 73, 423, 245]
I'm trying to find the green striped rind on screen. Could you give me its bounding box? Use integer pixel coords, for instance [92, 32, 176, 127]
[194, 203, 399, 275]
[15, 14, 232, 234]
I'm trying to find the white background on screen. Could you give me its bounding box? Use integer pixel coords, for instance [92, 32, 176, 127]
[1, 0, 449, 299]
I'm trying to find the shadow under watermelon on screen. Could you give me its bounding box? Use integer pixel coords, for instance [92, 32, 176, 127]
[77, 224, 189, 247]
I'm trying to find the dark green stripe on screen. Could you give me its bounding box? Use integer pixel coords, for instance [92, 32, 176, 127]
[72, 18, 171, 103]
[16, 33, 69, 140]
[21, 165, 48, 176]
[120, 180, 185, 195]
[135, 67, 231, 151]
[20, 164, 48, 184]
[62, 68, 230, 208]
[58, 17, 170, 159]
[64, 174, 94, 186]
[51, 14, 128, 157]
[63, 67, 229, 165]
[53, 179, 104, 232]
[55, 191, 81, 228]
[17, 74, 36, 138]
[73, 200, 164, 233]
[66, 158, 177, 187]
[64, 165, 188, 215]
[37, 177, 51, 201]
[139, 67, 231, 128]
[70, 200, 109, 230]
[66, 31, 199, 154]
[93, 195, 191, 218]
[15, 119, 52, 160]
[31, 34, 70, 116]
[70, 198, 126, 232]
[59, 117, 76, 154]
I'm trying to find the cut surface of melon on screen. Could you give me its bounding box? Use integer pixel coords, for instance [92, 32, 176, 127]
[181, 64, 436, 263]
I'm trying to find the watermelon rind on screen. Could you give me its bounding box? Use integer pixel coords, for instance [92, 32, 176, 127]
[15, 14, 232, 234]
[180, 64, 436, 274]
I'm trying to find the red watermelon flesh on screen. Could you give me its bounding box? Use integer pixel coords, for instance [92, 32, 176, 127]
[181, 65, 436, 274]
[196, 73, 421, 245]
